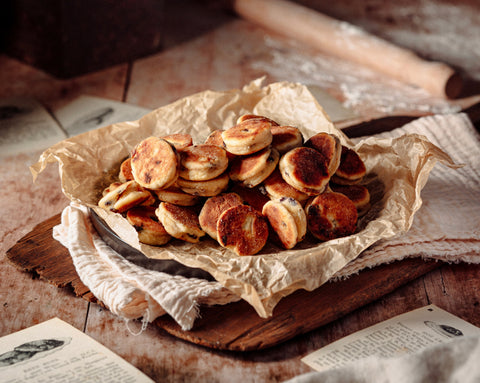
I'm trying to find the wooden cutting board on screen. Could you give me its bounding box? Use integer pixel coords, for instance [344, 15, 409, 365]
[6, 214, 441, 351]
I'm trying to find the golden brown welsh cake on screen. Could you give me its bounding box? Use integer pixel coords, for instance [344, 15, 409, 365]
[126, 206, 171, 246]
[331, 146, 367, 185]
[262, 196, 307, 249]
[177, 172, 230, 197]
[279, 147, 330, 196]
[204, 129, 236, 160]
[262, 168, 310, 205]
[178, 144, 229, 181]
[154, 185, 203, 206]
[162, 133, 193, 151]
[102, 182, 122, 196]
[118, 158, 134, 182]
[131, 136, 179, 190]
[330, 184, 371, 217]
[98, 180, 154, 213]
[304, 132, 342, 175]
[217, 204, 269, 256]
[229, 146, 279, 188]
[221, 119, 273, 155]
[229, 184, 270, 213]
[199, 192, 244, 240]
[204, 129, 225, 146]
[156, 202, 205, 243]
[236, 114, 280, 126]
[270, 125, 304, 154]
[305, 191, 358, 241]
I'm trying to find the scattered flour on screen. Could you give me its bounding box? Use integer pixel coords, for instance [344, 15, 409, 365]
[372, 0, 480, 80]
[249, 0, 478, 117]
[251, 35, 460, 116]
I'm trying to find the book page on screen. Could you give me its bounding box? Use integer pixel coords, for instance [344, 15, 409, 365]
[0, 97, 67, 157]
[54, 95, 151, 137]
[302, 304, 480, 372]
[0, 318, 154, 383]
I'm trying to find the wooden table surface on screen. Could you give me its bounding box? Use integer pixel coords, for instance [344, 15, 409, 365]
[1, 1, 479, 382]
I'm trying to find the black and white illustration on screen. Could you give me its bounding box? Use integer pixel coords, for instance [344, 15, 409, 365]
[0, 318, 154, 382]
[54, 95, 151, 137]
[424, 321, 464, 338]
[0, 337, 71, 368]
[0, 97, 66, 156]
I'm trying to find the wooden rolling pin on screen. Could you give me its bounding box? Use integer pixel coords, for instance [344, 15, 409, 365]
[234, 0, 462, 99]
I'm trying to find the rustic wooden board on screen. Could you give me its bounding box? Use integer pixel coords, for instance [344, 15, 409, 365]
[6, 214, 440, 351]
[155, 258, 440, 351]
[5, 214, 98, 304]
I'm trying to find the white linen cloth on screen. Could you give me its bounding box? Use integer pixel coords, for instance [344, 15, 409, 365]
[53, 204, 239, 331]
[334, 112, 480, 278]
[53, 113, 480, 330]
[285, 335, 480, 383]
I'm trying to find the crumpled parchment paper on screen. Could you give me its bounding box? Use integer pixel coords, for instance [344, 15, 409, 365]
[31, 79, 457, 318]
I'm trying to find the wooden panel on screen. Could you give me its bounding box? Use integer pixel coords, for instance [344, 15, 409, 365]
[3, 0, 165, 78]
[0, 259, 90, 338]
[155, 258, 439, 351]
[5, 214, 97, 303]
[0, 55, 128, 111]
[423, 263, 480, 326]
[6, 214, 440, 351]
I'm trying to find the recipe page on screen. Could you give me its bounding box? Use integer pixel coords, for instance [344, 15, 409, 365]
[0, 97, 66, 157]
[54, 95, 151, 137]
[0, 318, 154, 383]
[302, 304, 480, 372]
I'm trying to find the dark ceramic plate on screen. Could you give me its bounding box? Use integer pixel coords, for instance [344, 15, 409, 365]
[89, 209, 214, 281]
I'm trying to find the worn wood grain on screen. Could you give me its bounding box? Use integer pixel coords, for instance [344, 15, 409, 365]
[1, 1, 480, 380]
[0, 256, 91, 337]
[155, 258, 440, 351]
[6, 214, 97, 303]
[423, 262, 480, 327]
[6, 213, 441, 351]
[0, 54, 128, 111]
[77, 260, 479, 383]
